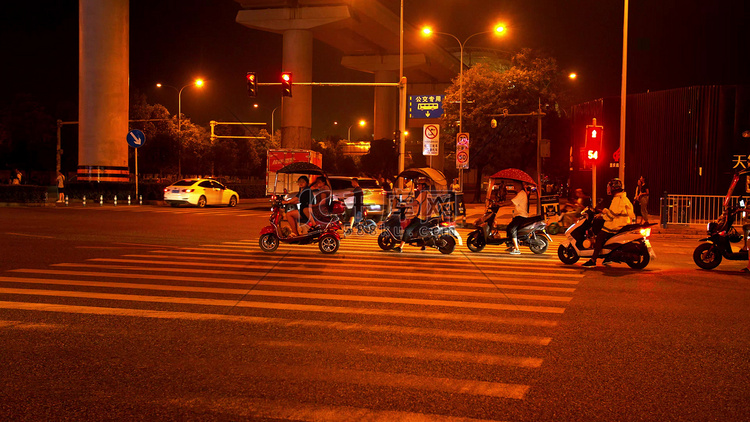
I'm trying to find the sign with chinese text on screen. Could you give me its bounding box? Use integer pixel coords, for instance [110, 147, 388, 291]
[422, 124, 440, 156]
[456, 132, 469, 169]
[409, 95, 444, 119]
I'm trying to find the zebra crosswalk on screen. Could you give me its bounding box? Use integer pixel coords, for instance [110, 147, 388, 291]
[0, 231, 581, 420]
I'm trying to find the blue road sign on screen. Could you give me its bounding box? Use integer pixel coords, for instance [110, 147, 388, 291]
[409, 95, 444, 119]
[127, 129, 146, 148]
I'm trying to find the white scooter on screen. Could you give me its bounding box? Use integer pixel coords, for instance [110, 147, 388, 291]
[557, 208, 655, 269]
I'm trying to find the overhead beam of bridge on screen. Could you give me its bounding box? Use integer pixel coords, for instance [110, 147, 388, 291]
[235, 0, 461, 149]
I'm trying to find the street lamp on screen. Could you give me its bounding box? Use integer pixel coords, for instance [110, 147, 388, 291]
[348, 119, 366, 142]
[421, 24, 507, 189]
[252, 103, 280, 135]
[157, 78, 205, 179]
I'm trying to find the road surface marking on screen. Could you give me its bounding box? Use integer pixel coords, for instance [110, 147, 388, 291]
[0, 275, 558, 326]
[0, 297, 551, 344]
[169, 397, 507, 421]
[258, 340, 544, 368]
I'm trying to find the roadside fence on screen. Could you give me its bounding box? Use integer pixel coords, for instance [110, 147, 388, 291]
[660, 193, 743, 227]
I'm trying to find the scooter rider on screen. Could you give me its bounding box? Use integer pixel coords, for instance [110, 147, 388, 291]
[282, 176, 313, 236]
[504, 182, 534, 255]
[394, 181, 432, 253]
[582, 178, 635, 267]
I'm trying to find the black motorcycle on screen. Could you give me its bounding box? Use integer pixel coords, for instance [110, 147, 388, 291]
[693, 202, 748, 269]
[466, 203, 551, 254]
[377, 204, 462, 254]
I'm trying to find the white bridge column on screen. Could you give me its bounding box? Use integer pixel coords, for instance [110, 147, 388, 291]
[78, 0, 129, 182]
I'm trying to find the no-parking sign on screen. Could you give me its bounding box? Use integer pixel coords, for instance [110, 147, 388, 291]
[422, 124, 439, 156]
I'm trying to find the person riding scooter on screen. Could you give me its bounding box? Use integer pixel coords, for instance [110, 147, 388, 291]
[394, 181, 432, 253]
[582, 178, 635, 267]
[503, 182, 536, 255]
[282, 176, 313, 236]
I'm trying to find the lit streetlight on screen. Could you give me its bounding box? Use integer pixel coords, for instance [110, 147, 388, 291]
[157, 78, 205, 179]
[348, 119, 367, 142]
[252, 103, 280, 135]
[569, 72, 578, 80]
[421, 23, 507, 188]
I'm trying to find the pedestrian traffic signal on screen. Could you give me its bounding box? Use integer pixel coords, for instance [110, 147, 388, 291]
[584, 123, 603, 162]
[281, 72, 292, 97]
[246, 72, 257, 97]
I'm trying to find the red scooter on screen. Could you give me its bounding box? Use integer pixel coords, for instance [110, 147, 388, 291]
[258, 162, 346, 254]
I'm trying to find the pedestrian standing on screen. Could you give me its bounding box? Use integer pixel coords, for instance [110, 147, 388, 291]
[635, 176, 650, 224]
[351, 178, 364, 225]
[451, 178, 460, 192]
[11, 169, 21, 185]
[56, 171, 66, 202]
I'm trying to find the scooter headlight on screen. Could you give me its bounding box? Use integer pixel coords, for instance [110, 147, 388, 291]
[639, 228, 651, 238]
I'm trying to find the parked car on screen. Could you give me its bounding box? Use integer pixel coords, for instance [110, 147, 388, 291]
[328, 176, 388, 221]
[163, 178, 239, 208]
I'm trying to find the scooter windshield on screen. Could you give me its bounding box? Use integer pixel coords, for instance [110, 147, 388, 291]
[724, 174, 740, 210]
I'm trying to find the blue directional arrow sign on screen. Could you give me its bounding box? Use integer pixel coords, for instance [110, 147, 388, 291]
[127, 129, 146, 148]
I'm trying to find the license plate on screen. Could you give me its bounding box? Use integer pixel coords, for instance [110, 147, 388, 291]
[645, 239, 656, 258]
[172, 190, 179, 193]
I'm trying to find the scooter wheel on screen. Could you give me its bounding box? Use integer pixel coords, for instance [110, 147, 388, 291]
[378, 232, 396, 250]
[547, 222, 560, 235]
[466, 231, 486, 252]
[259, 233, 279, 252]
[626, 242, 651, 269]
[693, 242, 722, 270]
[319, 234, 340, 254]
[557, 244, 579, 265]
[529, 236, 549, 254]
[438, 234, 456, 254]
[364, 220, 377, 235]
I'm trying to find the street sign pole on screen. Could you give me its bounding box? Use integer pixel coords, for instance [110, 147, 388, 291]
[135, 148, 138, 198]
[127, 129, 146, 202]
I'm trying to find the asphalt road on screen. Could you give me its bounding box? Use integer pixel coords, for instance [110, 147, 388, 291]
[1, 203, 748, 421]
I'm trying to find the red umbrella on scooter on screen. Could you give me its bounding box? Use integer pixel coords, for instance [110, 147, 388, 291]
[489, 168, 536, 185]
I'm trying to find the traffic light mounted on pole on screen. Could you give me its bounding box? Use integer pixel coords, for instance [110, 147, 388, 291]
[246, 72, 257, 97]
[585, 118, 604, 162]
[281, 72, 292, 97]
[585, 118, 604, 206]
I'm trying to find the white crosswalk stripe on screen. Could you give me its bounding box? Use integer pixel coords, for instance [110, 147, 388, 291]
[0, 233, 582, 420]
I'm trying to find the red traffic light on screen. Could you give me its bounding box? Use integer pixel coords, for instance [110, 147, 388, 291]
[584, 123, 603, 160]
[246, 72, 257, 97]
[281, 72, 292, 97]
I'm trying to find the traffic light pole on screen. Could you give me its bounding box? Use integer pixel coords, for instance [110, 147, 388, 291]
[592, 163, 597, 207]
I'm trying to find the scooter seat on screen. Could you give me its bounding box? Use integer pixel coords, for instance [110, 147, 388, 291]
[526, 215, 545, 223]
[616, 223, 642, 234]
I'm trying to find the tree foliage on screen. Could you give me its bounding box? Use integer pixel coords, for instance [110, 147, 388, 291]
[130, 93, 275, 179]
[440, 49, 569, 181]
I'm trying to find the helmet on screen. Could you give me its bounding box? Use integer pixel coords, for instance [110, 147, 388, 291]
[607, 178, 623, 195]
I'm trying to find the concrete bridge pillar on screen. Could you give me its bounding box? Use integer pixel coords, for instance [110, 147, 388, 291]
[78, 0, 129, 182]
[341, 54, 426, 142]
[281, 29, 312, 149]
[373, 70, 398, 140]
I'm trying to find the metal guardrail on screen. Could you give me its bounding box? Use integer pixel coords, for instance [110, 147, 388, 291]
[662, 194, 743, 226]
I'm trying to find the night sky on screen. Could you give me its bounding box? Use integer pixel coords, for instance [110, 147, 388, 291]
[2, 0, 748, 139]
